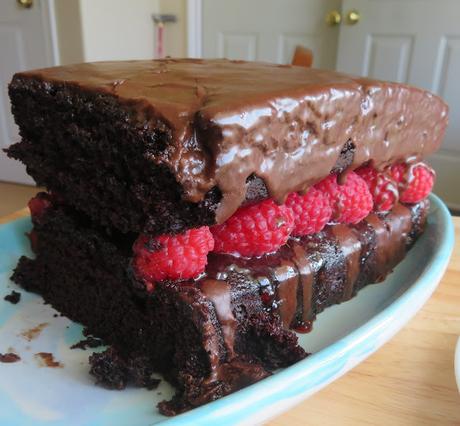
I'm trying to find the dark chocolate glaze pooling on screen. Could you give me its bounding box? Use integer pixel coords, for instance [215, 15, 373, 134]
[14, 59, 448, 222]
[199, 201, 427, 338]
[199, 279, 237, 358]
[331, 225, 361, 301]
[169, 199, 428, 403]
[273, 260, 299, 328]
[365, 203, 413, 280]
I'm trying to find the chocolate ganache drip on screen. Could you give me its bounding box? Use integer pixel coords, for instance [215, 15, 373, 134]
[197, 200, 428, 363]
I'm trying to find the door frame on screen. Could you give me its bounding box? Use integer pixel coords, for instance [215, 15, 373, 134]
[35, 0, 60, 66]
[187, 0, 202, 57]
[0, 0, 60, 186]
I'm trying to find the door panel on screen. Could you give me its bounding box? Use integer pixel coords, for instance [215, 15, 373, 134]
[337, 0, 460, 208]
[218, 33, 258, 60]
[202, 0, 341, 69]
[0, 25, 28, 143]
[432, 36, 460, 152]
[363, 35, 413, 83]
[0, 0, 55, 184]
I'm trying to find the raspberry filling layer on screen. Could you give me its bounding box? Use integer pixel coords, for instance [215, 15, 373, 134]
[27, 161, 434, 296]
[130, 161, 434, 285]
[26, 161, 432, 336]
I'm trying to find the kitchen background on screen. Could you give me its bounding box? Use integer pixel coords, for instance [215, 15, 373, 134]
[1, 0, 459, 214]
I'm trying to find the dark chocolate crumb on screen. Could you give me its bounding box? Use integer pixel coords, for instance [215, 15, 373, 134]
[89, 347, 160, 390]
[70, 336, 104, 350]
[0, 352, 21, 363]
[4, 290, 21, 304]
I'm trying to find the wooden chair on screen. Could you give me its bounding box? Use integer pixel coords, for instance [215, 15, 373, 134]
[291, 46, 313, 68]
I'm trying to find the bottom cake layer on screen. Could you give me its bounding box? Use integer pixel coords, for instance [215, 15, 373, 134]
[11, 199, 429, 414]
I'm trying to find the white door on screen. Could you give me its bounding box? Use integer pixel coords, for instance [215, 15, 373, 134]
[0, 0, 57, 185]
[336, 0, 460, 209]
[200, 0, 341, 69]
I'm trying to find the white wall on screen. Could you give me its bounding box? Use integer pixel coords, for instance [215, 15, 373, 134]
[54, 0, 84, 65]
[78, 0, 159, 61]
[158, 0, 187, 57]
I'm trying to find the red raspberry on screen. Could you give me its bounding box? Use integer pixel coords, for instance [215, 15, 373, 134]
[389, 163, 406, 183]
[285, 189, 332, 236]
[355, 165, 398, 212]
[28, 193, 53, 222]
[132, 227, 214, 289]
[315, 172, 373, 224]
[211, 199, 295, 257]
[389, 162, 434, 203]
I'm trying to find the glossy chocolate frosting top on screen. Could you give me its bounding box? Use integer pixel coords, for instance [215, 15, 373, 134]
[16, 58, 449, 222]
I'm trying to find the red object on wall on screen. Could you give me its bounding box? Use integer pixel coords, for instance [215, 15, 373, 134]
[156, 23, 164, 59]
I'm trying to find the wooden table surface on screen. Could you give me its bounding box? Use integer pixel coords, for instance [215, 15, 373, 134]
[1, 210, 459, 425]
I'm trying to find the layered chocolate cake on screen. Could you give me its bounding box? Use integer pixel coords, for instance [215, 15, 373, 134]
[6, 59, 447, 415]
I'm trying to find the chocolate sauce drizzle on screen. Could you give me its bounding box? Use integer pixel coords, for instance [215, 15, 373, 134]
[198, 201, 425, 363]
[198, 279, 237, 358]
[331, 225, 361, 301]
[186, 201, 428, 392]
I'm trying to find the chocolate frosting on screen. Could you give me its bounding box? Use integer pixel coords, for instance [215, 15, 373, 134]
[15, 59, 448, 222]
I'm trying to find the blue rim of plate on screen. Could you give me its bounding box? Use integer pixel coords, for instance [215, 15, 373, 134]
[157, 193, 454, 426]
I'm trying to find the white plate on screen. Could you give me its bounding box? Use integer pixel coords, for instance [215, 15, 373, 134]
[0, 194, 454, 425]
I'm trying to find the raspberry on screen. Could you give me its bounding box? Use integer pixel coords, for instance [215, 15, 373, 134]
[285, 189, 332, 236]
[355, 165, 398, 212]
[315, 172, 373, 224]
[132, 227, 214, 289]
[389, 163, 406, 183]
[389, 162, 434, 203]
[28, 193, 53, 222]
[211, 199, 295, 257]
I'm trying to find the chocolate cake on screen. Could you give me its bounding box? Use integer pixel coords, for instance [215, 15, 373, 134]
[5, 59, 447, 415]
[7, 59, 447, 234]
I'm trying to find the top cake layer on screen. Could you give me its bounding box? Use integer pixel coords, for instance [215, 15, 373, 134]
[8, 59, 448, 231]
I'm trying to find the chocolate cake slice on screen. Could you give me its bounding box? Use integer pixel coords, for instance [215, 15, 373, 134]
[6, 59, 447, 234]
[11, 197, 428, 414]
[5, 59, 447, 415]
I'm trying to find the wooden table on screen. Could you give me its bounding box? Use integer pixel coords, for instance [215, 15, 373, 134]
[2, 210, 459, 425]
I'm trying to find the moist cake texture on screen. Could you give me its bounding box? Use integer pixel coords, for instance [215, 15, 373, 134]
[6, 59, 448, 234]
[5, 58, 446, 415]
[12, 198, 428, 414]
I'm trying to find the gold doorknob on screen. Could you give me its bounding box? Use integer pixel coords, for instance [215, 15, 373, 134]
[346, 9, 360, 25]
[17, 0, 33, 9]
[325, 10, 341, 26]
